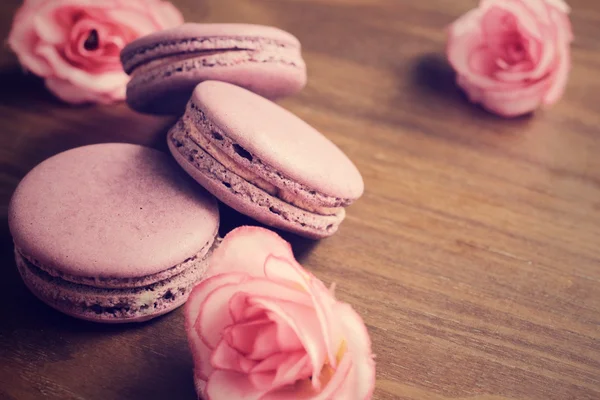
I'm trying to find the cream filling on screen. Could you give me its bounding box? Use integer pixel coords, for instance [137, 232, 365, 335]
[131, 50, 233, 76]
[181, 118, 341, 216]
[130, 48, 301, 77]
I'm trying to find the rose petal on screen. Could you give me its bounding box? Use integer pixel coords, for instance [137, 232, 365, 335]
[269, 352, 311, 388]
[65, 18, 120, 70]
[478, 79, 550, 117]
[194, 377, 206, 398]
[263, 255, 310, 288]
[311, 356, 353, 400]
[264, 256, 340, 371]
[225, 317, 272, 355]
[482, 0, 550, 26]
[103, 9, 166, 36]
[247, 314, 304, 360]
[249, 297, 327, 389]
[448, 18, 519, 91]
[260, 356, 352, 400]
[448, 7, 483, 38]
[198, 278, 311, 349]
[468, 46, 498, 76]
[33, 5, 71, 44]
[543, 8, 572, 104]
[332, 303, 376, 400]
[205, 371, 269, 400]
[547, 0, 570, 12]
[185, 273, 248, 380]
[249, 351, 311, 389]
[480, 0, 544, 39]
[45, 76, 125, 104]
[36, 44, 129, 93]
[7, 10, 53, 76]
[229, 292, 266, 323]
[480, 6, 519, 57]
[211, 338, 257, 373]
[153, 2, 185, 28]
[207, 226, 296, 279]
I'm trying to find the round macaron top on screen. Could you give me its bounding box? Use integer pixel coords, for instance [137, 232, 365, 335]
[192, 81, 364, 200]
[121, 23, 301, 71]
[9, 143, 219, 279]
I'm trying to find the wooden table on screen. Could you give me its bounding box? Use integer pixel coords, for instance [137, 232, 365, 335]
[1, 0, 599, 399]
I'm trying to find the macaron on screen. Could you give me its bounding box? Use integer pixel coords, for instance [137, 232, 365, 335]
[167, 81, 364, 239]
[8, 143, 219, 323]
[121, 23, 307, 115]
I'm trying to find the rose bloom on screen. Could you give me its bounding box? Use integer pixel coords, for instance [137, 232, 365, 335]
[447, 0, 573, 117]
[7, 0, 183, 104]
[185, 227, 376, 399]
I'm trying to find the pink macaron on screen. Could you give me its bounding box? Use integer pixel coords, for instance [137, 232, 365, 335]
[167, 81, 364, 239]
[121, 23, 307, 115]
[8, 143, 219, 323]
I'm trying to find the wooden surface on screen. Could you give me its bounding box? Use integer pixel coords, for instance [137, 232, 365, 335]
[1, 0, 599, 399]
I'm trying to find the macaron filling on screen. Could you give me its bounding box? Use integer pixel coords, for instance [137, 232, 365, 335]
[122, 36, 302, 74]
[169, 129, 344, 234]
[127, 48, 304, 89]
[14, 234, 215, 289]
[178, 117, 341, 216]
[15, 241, 216, 320]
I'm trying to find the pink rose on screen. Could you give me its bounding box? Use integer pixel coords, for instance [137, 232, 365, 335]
[447, 0, 573, 117]
[185, 227, 376, 400]
[7, 0, 183, 104]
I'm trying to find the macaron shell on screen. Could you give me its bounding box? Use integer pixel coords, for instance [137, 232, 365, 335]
[127, 58, 306, 115]
[8, 143, 219, 279]
[191, 81, 364, 200]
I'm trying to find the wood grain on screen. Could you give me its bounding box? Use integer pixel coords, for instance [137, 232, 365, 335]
[1, 0, 599, 399]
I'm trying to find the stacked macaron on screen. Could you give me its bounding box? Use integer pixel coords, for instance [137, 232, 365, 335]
[9, 22, 363, 323]
[121, 23, 364, 238]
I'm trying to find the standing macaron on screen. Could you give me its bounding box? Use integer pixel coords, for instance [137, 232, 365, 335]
[167, 81, 364, 239]
[121, 23, 307, 115]
[8, 143, 219, 323]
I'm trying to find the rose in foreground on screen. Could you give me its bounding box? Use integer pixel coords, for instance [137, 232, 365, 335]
[7, 0, 183, 104]
[185, 227, 375, 399]
[447, 0, 573, 117]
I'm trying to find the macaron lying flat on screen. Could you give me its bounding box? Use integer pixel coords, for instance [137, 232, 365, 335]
[121, 23, 307, 115]
[8, 143, 219, 323]
[167, 81, 364, 239]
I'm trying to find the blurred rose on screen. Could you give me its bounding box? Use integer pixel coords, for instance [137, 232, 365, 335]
[185, 227, 376, 399]
[8, 0, 183, 104]
[447, 0, 573, 117]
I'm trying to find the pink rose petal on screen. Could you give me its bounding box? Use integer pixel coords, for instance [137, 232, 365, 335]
[205, 370, 269, 400]
[334, 303, 376, 400]
[264, 255, 341, 371]
[543, 8, 572, 104]
[246, 314, 304, 360]
[198, 278, 311, 349]
[249, 351, 310, 389]
[229, 292, 266, 323]
[224, 318, 272, 355]
[211, 338, 257, 373]
[207, 227, 296, 279]
[249, 297, 327, 389]
[185, 273, 247, 380]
